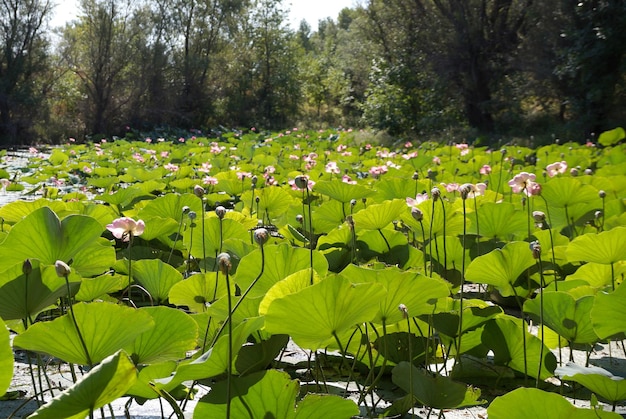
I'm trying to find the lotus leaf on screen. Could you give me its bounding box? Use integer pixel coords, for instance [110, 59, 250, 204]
[488, 387, 621, 418]
[541, 177, 599, 208]
[313, 180, 374, 203]
[169, 272, 231, 313]
[0, 322, 11, 398]
[556, 362, 626, 404]
[14, 302, 155, 365]
[598, 127, 626, 147]
[27, 350, 137, 419]
[467, 201, 527, 240]
[97, 186, 153, 209]
[185, 215, 250, 261]
[293, 394, 359, 419]
[591, 281, 626, 339]
[264, 275, 386, 350]
[351, 199, 407, 230]
[567, 227, 626, 265]
[258, 268, 320, 315]
[132, 259, 183, 304]
[138, 193, 203, 222]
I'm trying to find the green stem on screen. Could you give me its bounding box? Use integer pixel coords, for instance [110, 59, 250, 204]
[65, 274, 93, 367]
[225, 269, 233, 419]
[537, 255, 545, 387]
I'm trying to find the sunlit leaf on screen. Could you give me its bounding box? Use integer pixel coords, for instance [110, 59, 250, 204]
[567, 227, 626, 265]
[541, 177, 599, 208]
[0, 322, 12, 398]
[591, 281, 626, 339]
[169, 272, 230, 313]
[352, 199, 406, 230]
[313, 180, 374, 203]
[294, 394, 359, 419]
[132, 259, 183, 304]
[598, 127, 626, 147]
[556, 362, 626, 404]
[467, 202, 527, 240]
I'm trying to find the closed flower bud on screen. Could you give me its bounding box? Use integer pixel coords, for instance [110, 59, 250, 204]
[251, 175, 258, 186]
[584, 169, 593, 175]
[182, 206, 191, 214]
[296, 214, 304, 224]
[412, 172, 419, 180]
[55, 260, 71, 277]
[599, 190, 606, 199]
[570, 167, 579, 176]
[187, 211, 197, 220]
[431, 187, 441, 201]
[459, 183, 474, 200]
[294, 175, 308, 190]
[398, 303, 409, 319]
[193, 185, 205, 198]
[215, 206, 226, 219]
[595, 210, 602, 219]
[532, 211, 546, 223]
[411, 207, 423, 222]
[350, 199, 357, 207]
[254, 228, 269, 246]
[217, 252, 231, 274]
[529, 241, 541, 259]
[23, 259, 32, 275]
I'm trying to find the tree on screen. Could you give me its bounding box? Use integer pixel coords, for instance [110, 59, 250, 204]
[0, 0, 52, 144]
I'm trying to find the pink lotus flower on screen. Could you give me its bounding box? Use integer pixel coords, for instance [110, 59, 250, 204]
[342, 174, 357, 184]
[164, 163, 179, 172]
[508, 172, 539, 196]
[289, 176, 315, 191]
[546, 161, 567, 177]
[442, 183, 459, 193]
[203, 176, 218, 186]
[406, 193, 429, 207]
[106, 217, 145, 242]
[325, 161, 340, 174]
[479, 165, 492, 175]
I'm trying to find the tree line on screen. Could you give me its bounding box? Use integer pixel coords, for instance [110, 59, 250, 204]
[1, 0, 625, 145]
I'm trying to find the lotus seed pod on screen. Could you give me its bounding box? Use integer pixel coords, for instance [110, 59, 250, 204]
[22, 259, 33, 275]
[411, 207, 423, 222]
[296, 214, 304, 224]
[398, 304, 409, 319]
[215, 206, 226, 219]
[217, 252, 231, 274]
[412, 172, 419, 180]
[253, 228, 269, 246]
[182, 205, 191, 214]
[188, 211, 197, 220]
[599, 190, 606, 199]
[193, 184, 205, 198]
[55, 260, 71, 277]
[431, 187, 441, 201]
[570, 167, 579, 176]
[529, 241, 541, 259]
[294, 175, 308, 189]
[255, 196, 260, 203]
[459, 183, 474, 200]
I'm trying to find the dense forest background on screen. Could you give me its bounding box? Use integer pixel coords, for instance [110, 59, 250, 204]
[1, 0, 625, 145]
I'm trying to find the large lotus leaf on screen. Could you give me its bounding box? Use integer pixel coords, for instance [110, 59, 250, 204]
[294, 394, 359, 419]
[0, 260, 79, 320]
[313, 200, 350, 232]
[0, 322, 11, 398]
[0, 207, 107, 274]
[27, 350, 137, 419]
[125, 361, 178, 399]
[0, 199, 67, 224]
[14, 302, 154, 365]
[567, 227, 626, 265]
[264, 275, 386, 350]
[138, 216, 179, 241]
[75, 272, 125, 302]
[132, 259, 183, 304]
[352, 199, 407, 230]
[126, 166, 165, 182]
[241, 186, 296, 217]
[524, 292, 598, 344]
[169, 272, 230, 313]
[375, 178, 423, 201]
[158, 316, 264, 388]
[185, 216, 250, 260]
[313, 180, 374, 203]
[137, 193, 202, 221]
[125, 306, 197, 365]
[488, 387, 621, 419]
[392, 362, 485, 409]
[467, 201, 527, 240]
[482, 316, 556, 380]
[541, 177, 599, 208]
[401, 199, 464, 238]
[194, 370, 299, 419]
[69, 237, 116, 277]
[431, 235, 468, 272]
[591, 281, 626, 339]
[556, 362, 626, 403]
[97, 187, 153, 209]
[531, 229, 570, 265]
[340, 265, 449, 324]
[64, 202, 118, 228]
[465, 241, 536, 297]
[431, 303, 503, 338]
[258, 269, 320, 316]
[598, 127, 626, 146]
[234, 243, 328, 299]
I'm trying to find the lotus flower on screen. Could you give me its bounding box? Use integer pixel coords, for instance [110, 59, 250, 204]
[546, 161, 567, 177]
[106, 217, 145, 242]
[508, 172, 539, 196]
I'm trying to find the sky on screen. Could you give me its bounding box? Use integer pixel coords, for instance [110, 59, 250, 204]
[50, 0, 357, 31]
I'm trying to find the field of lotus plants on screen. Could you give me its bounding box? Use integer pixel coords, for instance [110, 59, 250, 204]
[1, 127, 626, 418]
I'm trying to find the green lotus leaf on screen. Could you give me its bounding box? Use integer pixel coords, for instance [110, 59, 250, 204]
[375, 178, 422, 201]
[0, 199, 66, 225]
[352, 199, 406, 230]
[313, 180, 374, 203]
[169, 272, 231, 313]
[374, 332, 431, 366]
[598, 127, 626, 147]
[234, 243, 328, 299]
[401, 199, 464, 238]
[125, 361, 178, 399]
[467, 201, 527, 240]
[241, 186, 296, 219]
[567, 227, 626, 265]
[0, 321, 12, 398]
[138, 216, 179, 241]
[591, 281, 626, 339]
[0, 260, 79, 321]
[27, 350, 137, 419]
[313, 200, 350, 232]
[194, 370, 299, 419]
[541, 177, 599, 208]
[431, 303, 503, 338]
[75, 272, 125, 302]
[488, 387, 621, 419]
[125, 306, 197, 365]
[531, 228, 570, 265]
[138, 193, 203, 222]
[264, 275, 385, 350]
[294, 394, 359, 419]
[64, 202, 119, 228]
[158, 316, 263, 388]
[258, 269, 320, 316]
[340, 265, 450, 324]
[132, 259, 183, 304]
[524, 292, 598, 344]
[185, 216, 250, 261]
[14, 302, 154, 365]
[0, 207, 110, 275]
[235, 334, 290, 376]
[465, 241, 536, 297]
[126, 167, 165, 182]
[431, 235, 468, 272]
[482, 316, 556, 380]
[97, 186, 153, 209]
[392, 362, 485, 409]
[556, 362, 626, 403]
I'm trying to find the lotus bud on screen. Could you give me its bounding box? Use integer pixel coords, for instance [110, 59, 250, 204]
[253, 228, 269, 246]
[350, 199, 357, 207]
[599, 190, 606, 199]
[251, 175, 258, 186]
[346, 215, 354, 230]
[215, 206, 226, 219]
[532, 211, 546, 223]
[570, 167, 578, 177]
[411, 207, 423, 222]
[296, 214, 304, 224]
[217, 252, 231, 275]
[193, 184, 205, 198]
[431, 187, 441, 201]
[182, 205, 191, 214]
[459, 183, 474, 200]
[187, 211, 197, 220]
[529, 241, 541, 259]
[255, 196, 260, 204]
[23, 259, 32, 275]
[55, 260, 71, 277]
[294, 175, 308, 190]
[584, 169, 593, 175]
[595, 210, 602, 219]
[412, 172, 419, 180]
[361, 198, 367, 205]
[500, 148, 507, 155]
[398, 303, 409, 319]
